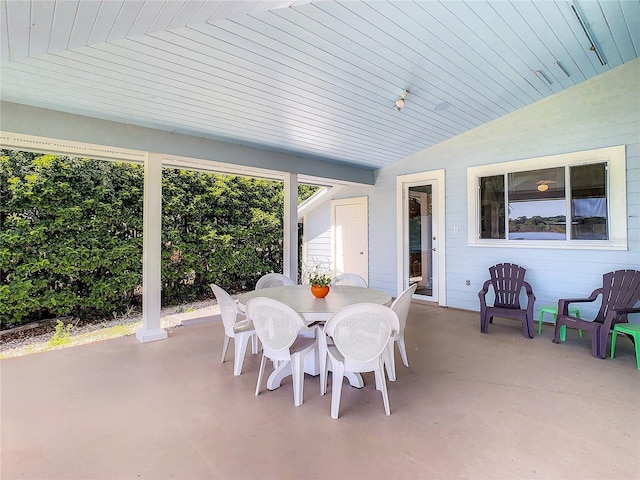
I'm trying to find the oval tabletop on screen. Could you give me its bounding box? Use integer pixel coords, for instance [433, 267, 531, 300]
[237, 285, 392, 322]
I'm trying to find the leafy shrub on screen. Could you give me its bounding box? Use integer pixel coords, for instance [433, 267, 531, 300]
[0, 150, 318, 328]
[1, 151, 144, 326]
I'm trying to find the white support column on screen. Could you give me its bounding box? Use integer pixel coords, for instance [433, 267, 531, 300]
[283, 173, 298, 282]
[136, 153, 168, 343]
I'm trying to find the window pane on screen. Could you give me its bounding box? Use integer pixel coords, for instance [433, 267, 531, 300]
[480, 175, 505, 239]
[571, 163, 608, 240]
[508, 167, 566, 240]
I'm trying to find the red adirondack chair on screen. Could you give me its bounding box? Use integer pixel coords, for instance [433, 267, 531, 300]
[553, 269, 640, 358]
[478, 263, 536, 338]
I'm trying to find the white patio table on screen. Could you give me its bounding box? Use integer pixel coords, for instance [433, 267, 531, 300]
[238, 285, 392, 390]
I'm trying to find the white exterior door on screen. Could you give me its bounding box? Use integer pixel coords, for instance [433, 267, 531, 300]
[331, 197, 368, 282]
[397, 170, 446, 305]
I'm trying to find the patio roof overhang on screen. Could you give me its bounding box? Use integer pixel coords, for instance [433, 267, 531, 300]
[2, 1, 637, 173]
[0, 101, 376, 185]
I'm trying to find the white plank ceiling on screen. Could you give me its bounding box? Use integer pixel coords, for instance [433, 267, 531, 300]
[1, 0, 638, 171]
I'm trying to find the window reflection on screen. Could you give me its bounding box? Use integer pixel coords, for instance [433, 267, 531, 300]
[508, 167, 566, 240]
[480, 175, 505, 239]
[508, 199, 566, 240]
[478, 163, 609, 242]
[571, 163, 608, 240]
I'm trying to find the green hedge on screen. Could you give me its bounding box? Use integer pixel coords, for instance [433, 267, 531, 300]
[0, 150, 315, 328]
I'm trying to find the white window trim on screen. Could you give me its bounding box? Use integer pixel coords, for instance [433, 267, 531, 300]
[467, 145, 627, 250]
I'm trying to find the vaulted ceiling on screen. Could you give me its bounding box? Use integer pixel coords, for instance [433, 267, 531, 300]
[1, 1, 638, 172]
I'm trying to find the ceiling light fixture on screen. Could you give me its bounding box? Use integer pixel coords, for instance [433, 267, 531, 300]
[570, 3, 607, 66]
[537, 180, 556, 192]
[394, 89, 409, 111]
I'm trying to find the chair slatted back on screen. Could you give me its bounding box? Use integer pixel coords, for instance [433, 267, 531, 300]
[489, 263, 528, 309]
[596, 270, 640, 324]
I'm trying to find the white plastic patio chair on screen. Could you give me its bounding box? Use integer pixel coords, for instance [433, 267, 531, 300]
[321, 303, 399, 419]
[331, 273, 368, 287]
[255, 273, 296, 289]
[246, 297, 320, 406]
[210, 284, 259, 376]
[385, 283, 418, 381]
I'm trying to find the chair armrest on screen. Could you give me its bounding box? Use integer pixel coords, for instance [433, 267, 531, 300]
[602, 307, 640, 333]
[478, 279, 492, 294]
[478, 280, 491, 299]
[478, 280, 492, 307]
[523, 282, 536, 325]
[523, 281, 536, 303]
[558, 288, 603, 316]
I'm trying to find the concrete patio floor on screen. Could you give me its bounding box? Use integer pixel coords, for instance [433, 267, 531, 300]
[1, 302, 639, 479]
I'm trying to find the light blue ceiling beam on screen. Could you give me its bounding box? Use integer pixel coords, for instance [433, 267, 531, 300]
[0, 101, 375, 185]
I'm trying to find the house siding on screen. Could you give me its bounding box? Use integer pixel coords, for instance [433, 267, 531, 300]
[302, 202, 332, 274]
[311, 59, 640, 317]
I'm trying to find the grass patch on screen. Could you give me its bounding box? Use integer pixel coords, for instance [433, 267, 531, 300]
[70, 323, 139, 345]
[48, 320, 73, 348]
[1, 322, 141, 359]
[0, 300, 215, 359]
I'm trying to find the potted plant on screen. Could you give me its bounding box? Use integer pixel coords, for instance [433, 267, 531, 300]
[307, 264, 332, 298]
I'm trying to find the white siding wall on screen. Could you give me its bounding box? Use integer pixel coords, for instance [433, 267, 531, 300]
[315, 59, 640, 317]
[303, 202, 333, 275]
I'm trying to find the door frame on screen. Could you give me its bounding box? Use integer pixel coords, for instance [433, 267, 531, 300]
[396, 170, 446, 306]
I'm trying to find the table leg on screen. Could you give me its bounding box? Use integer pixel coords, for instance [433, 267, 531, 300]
[267, 353, 364, 390]
[345, 371, 364, 388]
[267, 361, 293, 390]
